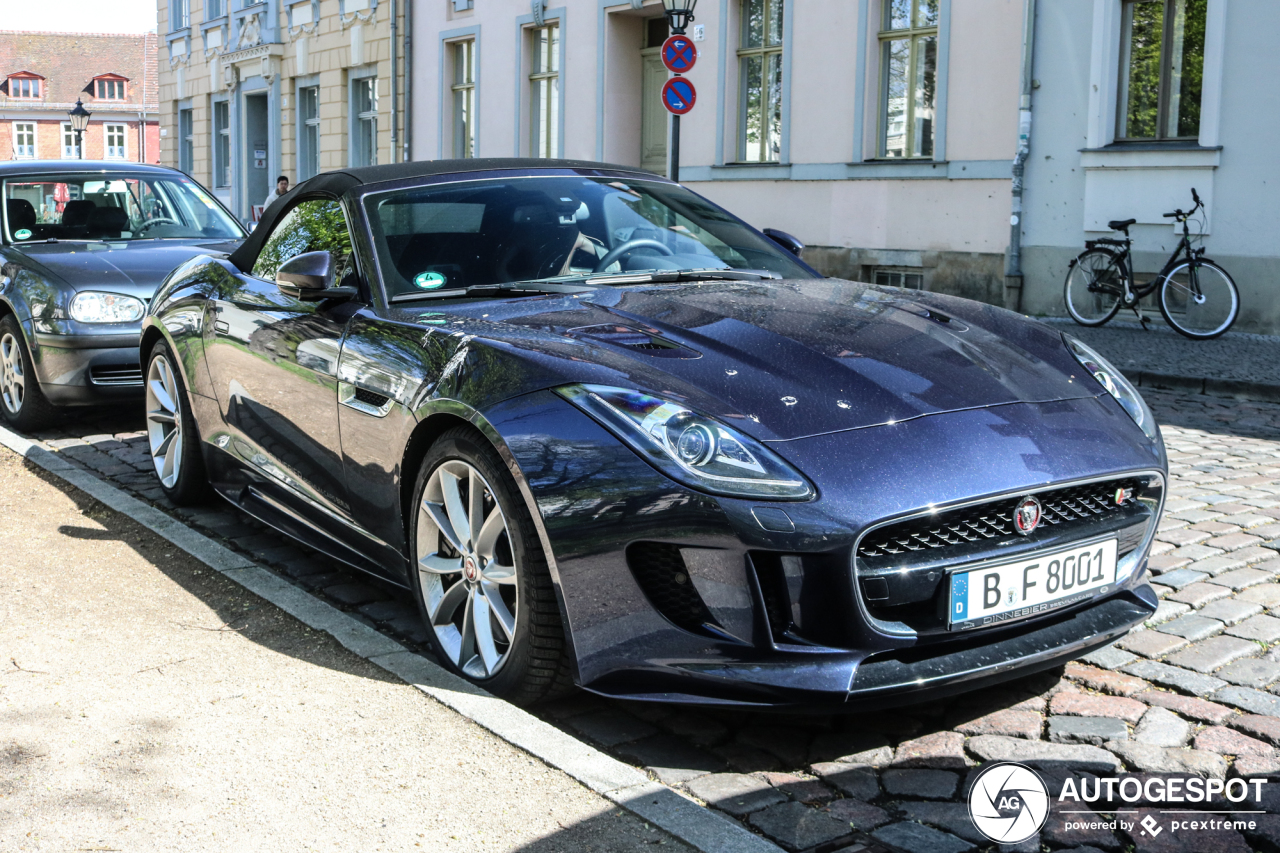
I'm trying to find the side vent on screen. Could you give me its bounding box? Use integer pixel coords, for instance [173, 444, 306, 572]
[626, 542, 718, 634]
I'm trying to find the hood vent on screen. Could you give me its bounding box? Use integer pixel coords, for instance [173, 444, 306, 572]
[568, 324, 701, 359]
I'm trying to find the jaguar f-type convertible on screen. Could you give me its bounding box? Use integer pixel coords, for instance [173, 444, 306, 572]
[141, 159, 1165, 707]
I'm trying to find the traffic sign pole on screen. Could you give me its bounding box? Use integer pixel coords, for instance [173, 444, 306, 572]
[672, 115, 680, 184]
[659, 33, 698, 184]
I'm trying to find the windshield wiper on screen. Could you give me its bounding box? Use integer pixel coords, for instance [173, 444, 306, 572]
[536, 268, 782, 286]
[390, 281, 592, 303]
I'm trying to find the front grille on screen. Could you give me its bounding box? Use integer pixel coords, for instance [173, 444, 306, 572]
[626, 542, 717, 634]
[858, 478, 1142, 560]
[89, 364, 143, 386]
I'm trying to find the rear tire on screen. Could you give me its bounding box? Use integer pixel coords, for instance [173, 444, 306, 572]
[1158, 259, 1240, 340]
[1064, 248, 1124, 327]
[145, 341, 211, 505]
[408, 426, 572, 705]
[0, 314, 59, 432]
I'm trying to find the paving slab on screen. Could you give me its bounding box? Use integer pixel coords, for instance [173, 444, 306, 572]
[1197, 597, 1265, 626]
[1048, 715, 1129, 745]
[1121, 659, 1229, 695]
[1227, 613, 1280, 642]
[1049, 691, 1148, 723]
[747, 801, 851, 851]
[1134, 690, 1237, 724]
[965, 735, 1121, 773]
[822, 798, 889, 832]
[872, 821, 974, 853]
[1133, 706, 1192, 747]
[683, 774, 787, 818]
[1118, 629, 1189, 658]
[1104, 741, 1228, 779]
[881, 768, 959, 800]
[1193, 725, 1274, 756]
[1156, 613, 1226, 640]
[810, 763, 879, 801]
[1216, 685, 1280, 716]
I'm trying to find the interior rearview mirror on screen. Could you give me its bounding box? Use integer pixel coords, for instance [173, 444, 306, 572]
[277, 250, 336, 299]
[763, 228, 805, 256]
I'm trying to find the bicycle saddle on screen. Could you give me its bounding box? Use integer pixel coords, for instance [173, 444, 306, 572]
[1108, 218, 1136, 232]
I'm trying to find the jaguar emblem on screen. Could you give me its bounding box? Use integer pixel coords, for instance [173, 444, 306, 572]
[1013, 496, 1042, 536]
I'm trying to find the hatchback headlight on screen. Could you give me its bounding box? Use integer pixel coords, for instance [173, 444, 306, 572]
[557, 384, 814, 500]
[69, 291, 145, 324]
[1065, 336, 1160, 443]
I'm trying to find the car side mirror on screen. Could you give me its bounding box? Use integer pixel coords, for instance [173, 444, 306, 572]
[276, 250, 336, 299]
[763, 228, 805, 256]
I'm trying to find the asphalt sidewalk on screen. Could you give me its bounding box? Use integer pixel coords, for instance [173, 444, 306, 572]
[0, 448, 689, 853]
[1044, 317, 1280, 402]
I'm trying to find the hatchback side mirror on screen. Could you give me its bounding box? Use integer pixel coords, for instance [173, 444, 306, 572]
[277, 250, 337, 299]
[763, 228, 805, 256]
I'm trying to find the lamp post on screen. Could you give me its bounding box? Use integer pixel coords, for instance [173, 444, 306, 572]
[661, 0, 697, 183]
[68, 99, 91, 160]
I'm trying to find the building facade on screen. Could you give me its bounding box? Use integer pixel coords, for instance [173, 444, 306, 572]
[0, 31, 159, 165]
[1019, 0, 1280, 333]
[157, 0, 404, 220]
[411, 0, 1028, 304]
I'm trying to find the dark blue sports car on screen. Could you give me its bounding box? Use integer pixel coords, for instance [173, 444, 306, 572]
[142, 159, 1165, 707]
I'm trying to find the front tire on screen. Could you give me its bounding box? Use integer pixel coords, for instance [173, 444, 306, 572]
[1159, 259, 1240, 340]
[145, 341, 210, 504]
[1063, 248, 1124, 326]
[408, 426, 571, 705]
[0, 314, 59, 432]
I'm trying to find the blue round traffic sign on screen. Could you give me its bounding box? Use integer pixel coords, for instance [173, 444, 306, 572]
[661, 35, 698, 74]
[661, 77, 697, 115]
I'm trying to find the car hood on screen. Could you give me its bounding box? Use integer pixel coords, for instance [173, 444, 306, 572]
[415, 278, 1101, 443]
[12, 239, 243, 300]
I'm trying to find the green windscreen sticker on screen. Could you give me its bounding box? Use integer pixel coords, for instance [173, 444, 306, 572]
[14, 229, 31, 240]
[414, 271, 447, 290]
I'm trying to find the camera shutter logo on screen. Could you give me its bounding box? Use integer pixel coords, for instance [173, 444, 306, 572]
[967, 762, 1050, 844]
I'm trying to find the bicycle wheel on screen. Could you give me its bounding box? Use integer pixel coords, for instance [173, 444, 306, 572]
[1064, 248, 1124, 326]
[1158, 259, 1239, 340]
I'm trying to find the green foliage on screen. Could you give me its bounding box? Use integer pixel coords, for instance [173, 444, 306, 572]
[252, 200, 353, 282]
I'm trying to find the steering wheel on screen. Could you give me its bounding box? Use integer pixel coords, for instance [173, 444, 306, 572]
[593, 238, 674, 273]
[136, 216, 181, 234]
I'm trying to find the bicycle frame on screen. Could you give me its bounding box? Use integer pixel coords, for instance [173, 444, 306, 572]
[1082, 199, 1206, 308]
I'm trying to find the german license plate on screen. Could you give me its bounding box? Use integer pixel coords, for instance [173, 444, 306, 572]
[948, 539, 1118, 631]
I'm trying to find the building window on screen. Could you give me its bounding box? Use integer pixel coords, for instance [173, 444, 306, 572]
[874, 267, 924, 290]
[1117, 0, 1206, 141]
[352, 78, 378, 167]
[96, 78, 127, 100]
[452, 39, 477, 158]
[737, 0, 784, 162]
[6, 76, 41, 99]
[13, 123, 36, 159]
[207, 0, 226, 18]
[105, 124, 127, 159]
[529, 23, 559, 158]
[299, 86, 320, 179]
[179, 108, 194, 172]
[174, 0, 191, 28]
[214, 100, 231, 188]
[62, 122, 79, 158]
[879, 0, 938, 159]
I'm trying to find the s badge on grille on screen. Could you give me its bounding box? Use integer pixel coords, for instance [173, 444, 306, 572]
[1013, 496, 1042, 536]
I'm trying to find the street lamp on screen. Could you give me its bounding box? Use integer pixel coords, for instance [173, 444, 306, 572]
[661, 0, 697, 183]
[68, 99, 91, 160]
[662, 0, 698, 34]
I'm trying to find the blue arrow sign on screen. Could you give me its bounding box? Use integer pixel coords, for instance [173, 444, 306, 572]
[662, 77, 697, 115]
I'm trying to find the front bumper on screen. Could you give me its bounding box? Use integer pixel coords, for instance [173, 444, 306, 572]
[486, 390, 1166, 708]
[30, 328, 144, 405]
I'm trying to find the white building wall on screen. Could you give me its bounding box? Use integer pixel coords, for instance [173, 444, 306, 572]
[1021, 0, 1280, 333]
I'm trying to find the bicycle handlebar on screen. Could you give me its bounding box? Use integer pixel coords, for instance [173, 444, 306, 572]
[1163, 211, 1181, 218]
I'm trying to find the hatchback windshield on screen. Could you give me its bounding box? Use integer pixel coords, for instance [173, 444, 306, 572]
[364, 176, 813, 298]
[3, 173, 244, 243]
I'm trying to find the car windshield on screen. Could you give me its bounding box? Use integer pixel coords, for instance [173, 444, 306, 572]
[3, 173, 245, 243]
[363, 175, 813, 299]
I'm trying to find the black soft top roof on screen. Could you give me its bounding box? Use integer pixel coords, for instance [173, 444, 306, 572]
[228, 158, 658, 273]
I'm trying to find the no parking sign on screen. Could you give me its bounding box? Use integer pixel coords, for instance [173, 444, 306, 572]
[661, 77, 696, 115]
[661, 35, 697, 74]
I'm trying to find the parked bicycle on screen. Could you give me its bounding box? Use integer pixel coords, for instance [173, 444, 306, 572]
[1063, 188, 1238, 340]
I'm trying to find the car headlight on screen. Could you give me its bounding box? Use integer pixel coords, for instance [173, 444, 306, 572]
[69, 291, 145, 324]
[1065, 336, 1160, 443]
[556, 384, 814, 500]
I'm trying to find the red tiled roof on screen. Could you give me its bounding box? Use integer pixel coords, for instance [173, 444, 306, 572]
[0, 31, 158, 111]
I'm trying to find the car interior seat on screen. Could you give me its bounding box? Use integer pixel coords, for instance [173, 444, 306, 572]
[61, 199, 97, 237]
[6, 199, 37, 236]
[86, 206, 129, 239]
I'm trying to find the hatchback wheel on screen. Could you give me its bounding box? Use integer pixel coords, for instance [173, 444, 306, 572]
[409, 426, 571, 704]
[145, 341, 210, 504]
[0, 314, 58, 432]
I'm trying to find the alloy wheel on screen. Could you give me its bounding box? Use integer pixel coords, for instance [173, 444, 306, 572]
[0, 332, 26, 415]
[416, 459, 519, 679]
[146, 354, 184, 489]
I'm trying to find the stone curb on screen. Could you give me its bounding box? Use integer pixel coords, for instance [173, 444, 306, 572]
[1125, 369, 1280, 405]
[0, 424, 784, 853]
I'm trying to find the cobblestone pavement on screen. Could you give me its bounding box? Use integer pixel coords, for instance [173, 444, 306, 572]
[1044, 316, 1280, 392]
[17, 389, 1280, 853]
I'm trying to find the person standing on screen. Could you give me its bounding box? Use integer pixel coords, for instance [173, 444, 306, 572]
[264, 175, 289, 208]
